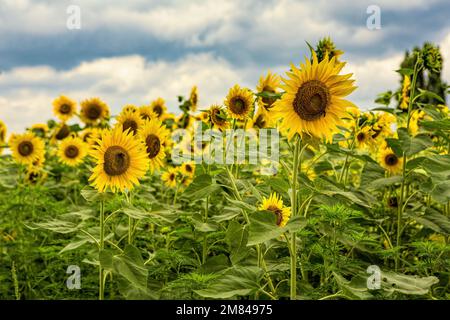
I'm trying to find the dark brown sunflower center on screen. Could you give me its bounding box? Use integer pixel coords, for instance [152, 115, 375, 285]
[28, 172, 39, 183]
[267, 205, 283, 226]
[357, 132, 366, 142]
[185, 164, 193, 173]
[18, 141, 34, 156]
[122, 119, 138, 135]
[191, 93, 198, 105]
[230, 97, 248, 115]
[55, 125, 70, 140]
[65, 145, 79, 159]
[153, 105, 163, 117]
[169, 173, 175, 180]
[83, 133, 92, 143]
[59, 104, 72, 114]
[385, 154, 398, 166]
[254, 114, 266, 128]
[142, 113, 152, 121]
[211, 109, 226, 125]
[145, 134, 161, 159]
[103, 146, 130, 176]
[86, 105, 102, 120]
[294, 80, 330, 121]
[0, 130, 5, 141]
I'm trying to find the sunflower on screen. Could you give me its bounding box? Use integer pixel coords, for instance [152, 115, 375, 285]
[189, 86, 198, 112]
[9, 133, 45, 165]
[80, 98, 110, 125]
[225, 85, 254, 120]
[252, 107, 271, 129]
[0, 120, 6, 155]
[25, 167, 47, 185]
[180, 174, 193, 187]
[272, 52, 357, 141]
[52, 123, 71, 142]
[256, 71, 280, 111]
[180, 162, 195, 177]
[209, 105, 229, 131]
[150, 98, 167, 118]
[175, 113, 193, 130]
[80, 128, 99, 145]
[138, 119, 169, 172]
[161, 167, 178, 188]
[89, 127, 149, 193]
[58, 136, 88, 167]
[409, 110, 427, 135]
[378, 147, 403, 174]
[31, 123, 49, 138]
[259, 193, 291, 227]
[29, 155, 45, 170]
[139, 106, 158, 121]
[116, 109, 143, 136]
[53, 95, 77, 121]
[123, 104, 138, 114]
[399, 75, 411, 110]
[355, 126, 374, 150]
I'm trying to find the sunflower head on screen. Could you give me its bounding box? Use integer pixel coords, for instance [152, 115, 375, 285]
[53, 95, 77, 121]
[80, 98, 110, 124]
[208, 105, 229, 130]
[399, 75, 411, 111]
[58, 136, 88, 167]
[138, 119, 170, 172]
[139, 106, 158, 121]
[256, 71, 280, 111]
[180, 162, 195, 177]
[315, 37, 344, 64]
[273, 52, 356, 141]
[355, 126, 374, 150]
[89, 127, 149, 193]
[30, 123, 49, 138]
[225, 85, 254, 120]
[175, 113, 193, 130]
[0, 120, 7, 143]
[189, 86, 198, 112]
[378, 147, 403, 174]
[9, 133, 45, 165]
[53, 123, 71, 142]
[25, 168, 47, 185]
[259, 193, 291, 227]
[117, 109, 143, 136]
[123, 104, 139, 114]
[150, 98, 167, 118]
[161, 167, 179, 189]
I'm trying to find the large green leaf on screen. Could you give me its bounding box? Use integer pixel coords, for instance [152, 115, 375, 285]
[380, 271, 439, 295]
[182, 174, 220, 199]
[226, 221, 251, 265]
[112, 245, 148, 291]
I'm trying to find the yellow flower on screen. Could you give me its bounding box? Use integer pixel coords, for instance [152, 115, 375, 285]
[53, 95, 77, 121]
[208, 105, 229, 131]
[52, 123, 71, 143]
[80, 98, 110, 125]
[399, 75, 411, 110]
[259, 193, 291, 227]
[0, 120, 7, 155]
[123, 104, 139, 114]
[139, 106, 158, 121]
[409, 110, 427, 135]
[180, 162, 195, 177]
[25, 167, 47, 185]
[150, 98, 167, 118]
[89, 127, 149, 193]
[378, 147, 403, 174]
[355, 126, 374, 150]
[58, 136, 88, 167]
[224, 84, 254, 120]
[116, 108, 143, 136]
[256, 71, 280, 111]
[161, 167, 178, 188]
[272, 52, 357, 141]
[189, 86, 198, 112]
[30, 123, 49, 137]
[9, 133, 45, 165]
[138, 119, 170, 172]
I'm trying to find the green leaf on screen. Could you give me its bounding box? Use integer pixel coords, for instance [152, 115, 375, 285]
[417, 88, 445, 104]
[421, 119, 450, 131]
[182, 174, 220, 199]
[333, 273, 373, 299]
[195, 266, 262, 299]
[248, 212, 306, 246]
[226, 221, 250, 265]
[368, 176, 403, 190]
[380, 271, 439, 295]
[80, 187, 113, 203]
[409, 208, 450, 235]
[112, 245, 148, 291]
[60, 239, 89, 254]
[396, 68, 414, 76]
[99, 249, 114, 272]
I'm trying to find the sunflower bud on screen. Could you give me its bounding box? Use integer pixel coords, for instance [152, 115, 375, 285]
[315, 37, 343, 63]
[422, 42, 442, 73]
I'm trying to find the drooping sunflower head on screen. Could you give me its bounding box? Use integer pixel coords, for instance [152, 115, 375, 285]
[161, 167, 178, 189]
[58, 136, 88, 167]
[256, 71, 280, 111]
[80, 98, 110, 124]
[9, 133, 45, 165]
[139, 106, 158, 121]
[189, 86, 198, 112]
[30, 123, 49, 138]
[52, 123, 71, 142]
[209, 105, 229, 130]
[116, 109, 143, 136]
[273, 52, 357, 142]
[89, 127, 149, 193]
[378, 147, 403, 174]
[138, 119, 170, 172]
[53, 95, 77, 121]
[225, 85, 254, 120]
[150, 98, 167, 118]
[259, 193, 291, 227]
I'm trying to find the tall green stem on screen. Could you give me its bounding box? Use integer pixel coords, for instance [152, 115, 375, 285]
[99, 201, 105, 300]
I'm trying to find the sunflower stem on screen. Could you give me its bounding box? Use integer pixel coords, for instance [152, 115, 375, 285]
[99, 200, 105, 300]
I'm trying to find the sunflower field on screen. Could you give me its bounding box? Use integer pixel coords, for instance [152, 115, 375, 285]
[0, 39, 449, 301]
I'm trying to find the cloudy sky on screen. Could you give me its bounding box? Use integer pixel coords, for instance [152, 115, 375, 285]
[1, 0, 449, 133]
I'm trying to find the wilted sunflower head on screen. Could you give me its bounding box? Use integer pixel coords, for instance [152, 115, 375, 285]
[117, 109, 143, 136]
[9, 133, 45, 165]
[225, 85, 254, 120]
[259, 193, 291, 227]
[272, 51, 357, 141]
[80, 98, 110, 124]
[209, 105, 229, 130]
[58, 137, 88, 167]
[256, 71, 280, 111]
[378, 147, 403, 174]
[89, 127, 149, 193]
[53, 95, 77, 122]
[189, 86, 198, 112]
[138, 119, 170, 172]
[150, 98, 167, 118]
